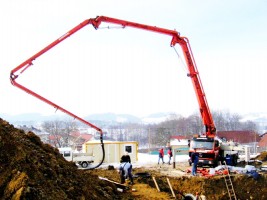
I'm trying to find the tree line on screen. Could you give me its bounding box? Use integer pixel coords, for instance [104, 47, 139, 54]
[40, 111, 258, 148]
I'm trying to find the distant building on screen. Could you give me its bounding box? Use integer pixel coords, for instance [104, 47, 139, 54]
[217, 131, 261, 145]
[83, 140, 138, 163]
[169, 135, 190, 155]
[47, 135, 63, 147]
[258, 132, 267, 152]
[16, 125, 43, 134]
[217, 131, 261, 154]
[170, 135, 189, 140]
[69, 131, 94, 151]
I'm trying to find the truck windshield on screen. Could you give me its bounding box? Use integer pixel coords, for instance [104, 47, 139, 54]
[191, 140, 213, 150]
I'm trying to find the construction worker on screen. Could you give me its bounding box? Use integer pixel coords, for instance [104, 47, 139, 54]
[191, 148, 199, 176]
[158, 148, 164, 164]
[119, 152, 133, 185]
[225, 154, 232, 165]
[167, 148, 173, 165]
[120, 151, 131, 163]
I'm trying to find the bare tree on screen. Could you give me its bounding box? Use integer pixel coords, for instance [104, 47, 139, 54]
[212, 111, 226, 130]
[187, 113, 203, 134]
[241, 120, 258, 131]
[151, 126, 171, 147]
[229, 113, 242, 130]
[42, 120, 77, 148]
[71, 111, 259, 150]
[212, 110, 258, 132]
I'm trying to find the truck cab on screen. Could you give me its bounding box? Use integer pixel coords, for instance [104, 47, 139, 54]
[59, 147, 73, 162]
[189, 136, 221, 167]
[59, 147, 94, 168]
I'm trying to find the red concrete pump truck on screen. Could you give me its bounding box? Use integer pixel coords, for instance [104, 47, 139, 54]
[11, 16, 239, 168]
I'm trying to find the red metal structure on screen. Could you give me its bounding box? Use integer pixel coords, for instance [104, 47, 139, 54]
[10, 16, 216, 167]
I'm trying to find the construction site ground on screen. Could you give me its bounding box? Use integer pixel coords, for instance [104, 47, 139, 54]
[1, 118, 267, 200]
[92, 160, 267, 200]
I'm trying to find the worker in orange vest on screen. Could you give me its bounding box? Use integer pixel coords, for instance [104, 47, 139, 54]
[158, 148, 164, 164]
[167, 148, 173, 165]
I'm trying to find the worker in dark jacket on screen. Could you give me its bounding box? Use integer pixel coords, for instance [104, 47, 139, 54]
[167, 148, 173, 165]
[119, 151, 133, 184]
[120, 151, 131, 163]
[191, 149, 199, 176]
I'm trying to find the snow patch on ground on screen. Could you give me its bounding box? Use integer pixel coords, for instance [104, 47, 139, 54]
[99, 153, 189, 169]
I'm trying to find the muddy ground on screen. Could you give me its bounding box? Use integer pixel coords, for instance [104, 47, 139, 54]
[0, 118, 267, 200]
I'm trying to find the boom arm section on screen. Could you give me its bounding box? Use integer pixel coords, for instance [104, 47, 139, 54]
[179, 38, 216, 136]
[94, 16, 216, 137]
[10, 15, 215, 138]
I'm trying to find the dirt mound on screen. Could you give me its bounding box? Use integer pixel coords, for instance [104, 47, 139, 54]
[0, 118, 124, 200]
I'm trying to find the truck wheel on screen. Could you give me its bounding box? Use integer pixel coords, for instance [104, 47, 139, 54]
[81, 162, 89, 168]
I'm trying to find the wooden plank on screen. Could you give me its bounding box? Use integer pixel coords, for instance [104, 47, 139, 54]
[152, 176, 160, 192]
[98, 176, 128, 189]
[167, 178, 176, 199]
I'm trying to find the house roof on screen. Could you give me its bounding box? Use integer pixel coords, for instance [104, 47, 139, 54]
[70, 131, 93, 142]
[80, 134, 93, 141]
[85, 140, 138, 145]
[260, 132, 267, 137]
[70, 131, 80, 137]
[217, 131, 261, 144]
[258, 134, 267, 147]
[170, 135, 189, 140]
[48, 135, 62, 140]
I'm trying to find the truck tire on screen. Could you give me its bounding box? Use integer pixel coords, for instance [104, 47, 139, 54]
[81, 162, 89, 168]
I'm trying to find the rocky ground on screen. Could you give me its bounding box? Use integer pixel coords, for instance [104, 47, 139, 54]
[1, 118, 267, 200]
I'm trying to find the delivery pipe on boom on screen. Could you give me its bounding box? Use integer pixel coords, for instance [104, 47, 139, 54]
[92, 16, 216, 137]
[10, 18, 106, 169]
[10, 16, 215, 169]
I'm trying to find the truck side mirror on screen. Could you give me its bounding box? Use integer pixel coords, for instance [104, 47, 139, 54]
[215, 140, 219, 147]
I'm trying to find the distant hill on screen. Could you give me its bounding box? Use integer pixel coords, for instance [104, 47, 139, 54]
[0, 112, 172, 126]
[0, 113, 67, 125]
[142, 112, 171, 124]
[4, 112, 266, 132]
[84, 113, 141, 123]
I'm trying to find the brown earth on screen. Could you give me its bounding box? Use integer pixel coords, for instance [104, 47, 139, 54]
[92, 161, 267, 200]
[0, 118, 267, 200]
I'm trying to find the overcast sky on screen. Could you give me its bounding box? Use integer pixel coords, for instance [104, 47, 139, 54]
[1, 0, 267, 119]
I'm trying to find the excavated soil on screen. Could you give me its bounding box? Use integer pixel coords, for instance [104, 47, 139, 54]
[0, 118, 123, 200]
[92, 163, 267, 200]
[1, 118, 267, 200]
